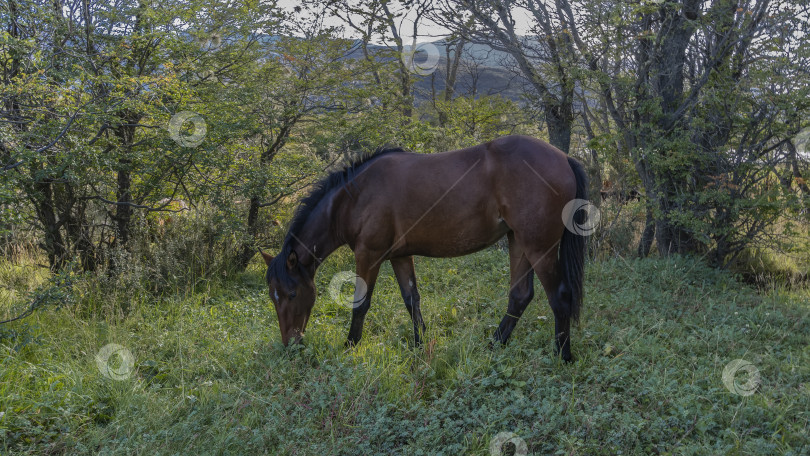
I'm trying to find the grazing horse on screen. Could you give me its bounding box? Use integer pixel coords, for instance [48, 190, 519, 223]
[261, 135, 588, 361]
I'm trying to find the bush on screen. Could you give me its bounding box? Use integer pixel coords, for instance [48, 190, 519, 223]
[589, 199, 647, 260]
[100, 205, 274, 295]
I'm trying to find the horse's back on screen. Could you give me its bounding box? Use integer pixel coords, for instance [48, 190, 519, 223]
[486, 135, 571, 174]
[357, 135, 576, 212]
[368, 135, 570, 180]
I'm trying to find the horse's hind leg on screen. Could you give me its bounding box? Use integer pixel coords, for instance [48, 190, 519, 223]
[529, 251, 572, 362]
[493, 232, 535, 345]
[391, 256, 426, 346]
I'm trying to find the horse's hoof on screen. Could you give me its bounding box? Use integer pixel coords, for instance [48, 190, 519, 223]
[488, 339, 506, 350]
[558, 352, 573, 363]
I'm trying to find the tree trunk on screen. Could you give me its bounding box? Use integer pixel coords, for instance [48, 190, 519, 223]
[235, 196, 260, 270]
[111, 117, 138, 269]
[33, 179, 67, 270]
[115, 165, 132, 248]
[654, 212, 694, 256]
[787, 140, 810, 194]
[235, 131, 290, 271]
[546, 103, 572, 154]
[62, 197, 97, 271]
[400, 72, 413, 119]
[439, 38, 466, 126]
[637, 207, 656, 257]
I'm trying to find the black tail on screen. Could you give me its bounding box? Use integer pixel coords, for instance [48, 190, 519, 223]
[559, 156, 588, 322]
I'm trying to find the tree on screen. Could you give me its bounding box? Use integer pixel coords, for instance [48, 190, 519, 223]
[570, 0, 810, 262]
[0, 0, 283, 270]
[230, 21, 378, 269]
[435, 0, 582, 153]
[323, 0, 434, 119]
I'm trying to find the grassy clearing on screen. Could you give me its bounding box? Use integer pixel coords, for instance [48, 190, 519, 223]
[1, 249, 809, 455]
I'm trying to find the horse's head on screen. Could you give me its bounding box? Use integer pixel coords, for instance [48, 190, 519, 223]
[261, 249, 316, 345]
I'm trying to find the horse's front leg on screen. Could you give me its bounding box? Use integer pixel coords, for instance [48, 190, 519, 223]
[345, 253, 381, 346]
[390, 256, 426, 346]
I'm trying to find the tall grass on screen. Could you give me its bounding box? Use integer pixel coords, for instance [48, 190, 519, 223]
[1, 247, 808, 454]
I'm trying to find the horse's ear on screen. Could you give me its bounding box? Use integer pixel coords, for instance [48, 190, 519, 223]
[259, 249, 274, 266]
[286, 250, 298, 269]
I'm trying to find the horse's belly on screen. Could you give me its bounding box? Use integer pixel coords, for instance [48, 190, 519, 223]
[393, 215, 509, 258]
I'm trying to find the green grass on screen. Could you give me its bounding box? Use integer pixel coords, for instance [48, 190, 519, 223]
[1, 248, 809, 455]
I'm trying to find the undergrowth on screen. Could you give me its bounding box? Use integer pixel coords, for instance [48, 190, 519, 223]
[1, 250, 808, 455]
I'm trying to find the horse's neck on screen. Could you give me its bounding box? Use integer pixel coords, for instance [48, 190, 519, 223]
[295, 192, 345, 269]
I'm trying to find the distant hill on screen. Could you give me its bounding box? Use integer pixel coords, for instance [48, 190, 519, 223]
[266, 34, 528, 102]
[358, 39, 528, 102]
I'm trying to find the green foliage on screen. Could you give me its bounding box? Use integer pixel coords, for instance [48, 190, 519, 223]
[428, 95, 532, 147]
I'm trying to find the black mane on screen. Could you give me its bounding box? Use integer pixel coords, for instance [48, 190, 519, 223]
[267, 146, 406, 286]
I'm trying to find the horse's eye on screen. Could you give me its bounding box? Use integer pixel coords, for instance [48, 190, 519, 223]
[289, 291, 297, 298]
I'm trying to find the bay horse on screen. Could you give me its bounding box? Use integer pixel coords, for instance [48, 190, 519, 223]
[261, 135, 588, 361]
